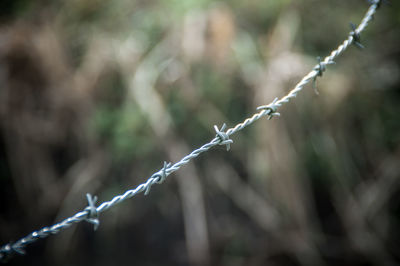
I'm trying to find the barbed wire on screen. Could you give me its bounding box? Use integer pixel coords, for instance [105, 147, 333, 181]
[0, 1, 385, 262]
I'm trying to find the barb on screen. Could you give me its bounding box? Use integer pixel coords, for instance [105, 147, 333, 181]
[0, 2, 383, 262]
[0, 244, 25, 263]
[257, 97, 281, 120]
[214, 124, 233, 151]
[144, 161, 171, 195]
[312, 57, 335, 94]
[350, 22, 364, 49]
[155, 161, 171, 184]
[367, 0, 389, 9]
[84, 194, 100, 231]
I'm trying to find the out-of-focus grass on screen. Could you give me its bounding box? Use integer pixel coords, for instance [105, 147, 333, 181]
[0, 0, 399, 265]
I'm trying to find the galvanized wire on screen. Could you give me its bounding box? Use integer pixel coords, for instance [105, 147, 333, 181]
[0, 1, 383, 262]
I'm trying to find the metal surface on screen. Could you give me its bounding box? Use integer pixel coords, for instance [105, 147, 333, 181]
[0, 1, 383, 262]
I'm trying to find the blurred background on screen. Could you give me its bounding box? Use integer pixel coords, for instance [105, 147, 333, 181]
[0, 0, 399, 265]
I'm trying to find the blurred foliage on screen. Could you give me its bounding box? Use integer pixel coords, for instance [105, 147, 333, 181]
[0, 0, 400, 266]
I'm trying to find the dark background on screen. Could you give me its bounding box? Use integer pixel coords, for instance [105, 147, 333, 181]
[1, 0, 400, 265]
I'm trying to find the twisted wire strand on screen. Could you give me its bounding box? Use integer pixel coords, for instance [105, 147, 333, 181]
[0, 2, 381, 262]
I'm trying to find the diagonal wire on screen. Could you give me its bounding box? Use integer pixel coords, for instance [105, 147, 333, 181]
[0, 2, 383, 262]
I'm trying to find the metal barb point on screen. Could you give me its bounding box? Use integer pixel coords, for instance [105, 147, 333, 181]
[144, 162, 172, 195]
[0, 243, 25, 262]
[84, 193, 100, 231]
[214, 124, 233, 151]
[155, 161, 171, 184]
[312, 57, 335, 94]
[11, 245, 25, 255]
[367, 0, 389, 9]
[257, 97, 281, 120]
[349, 22, 364, 49]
